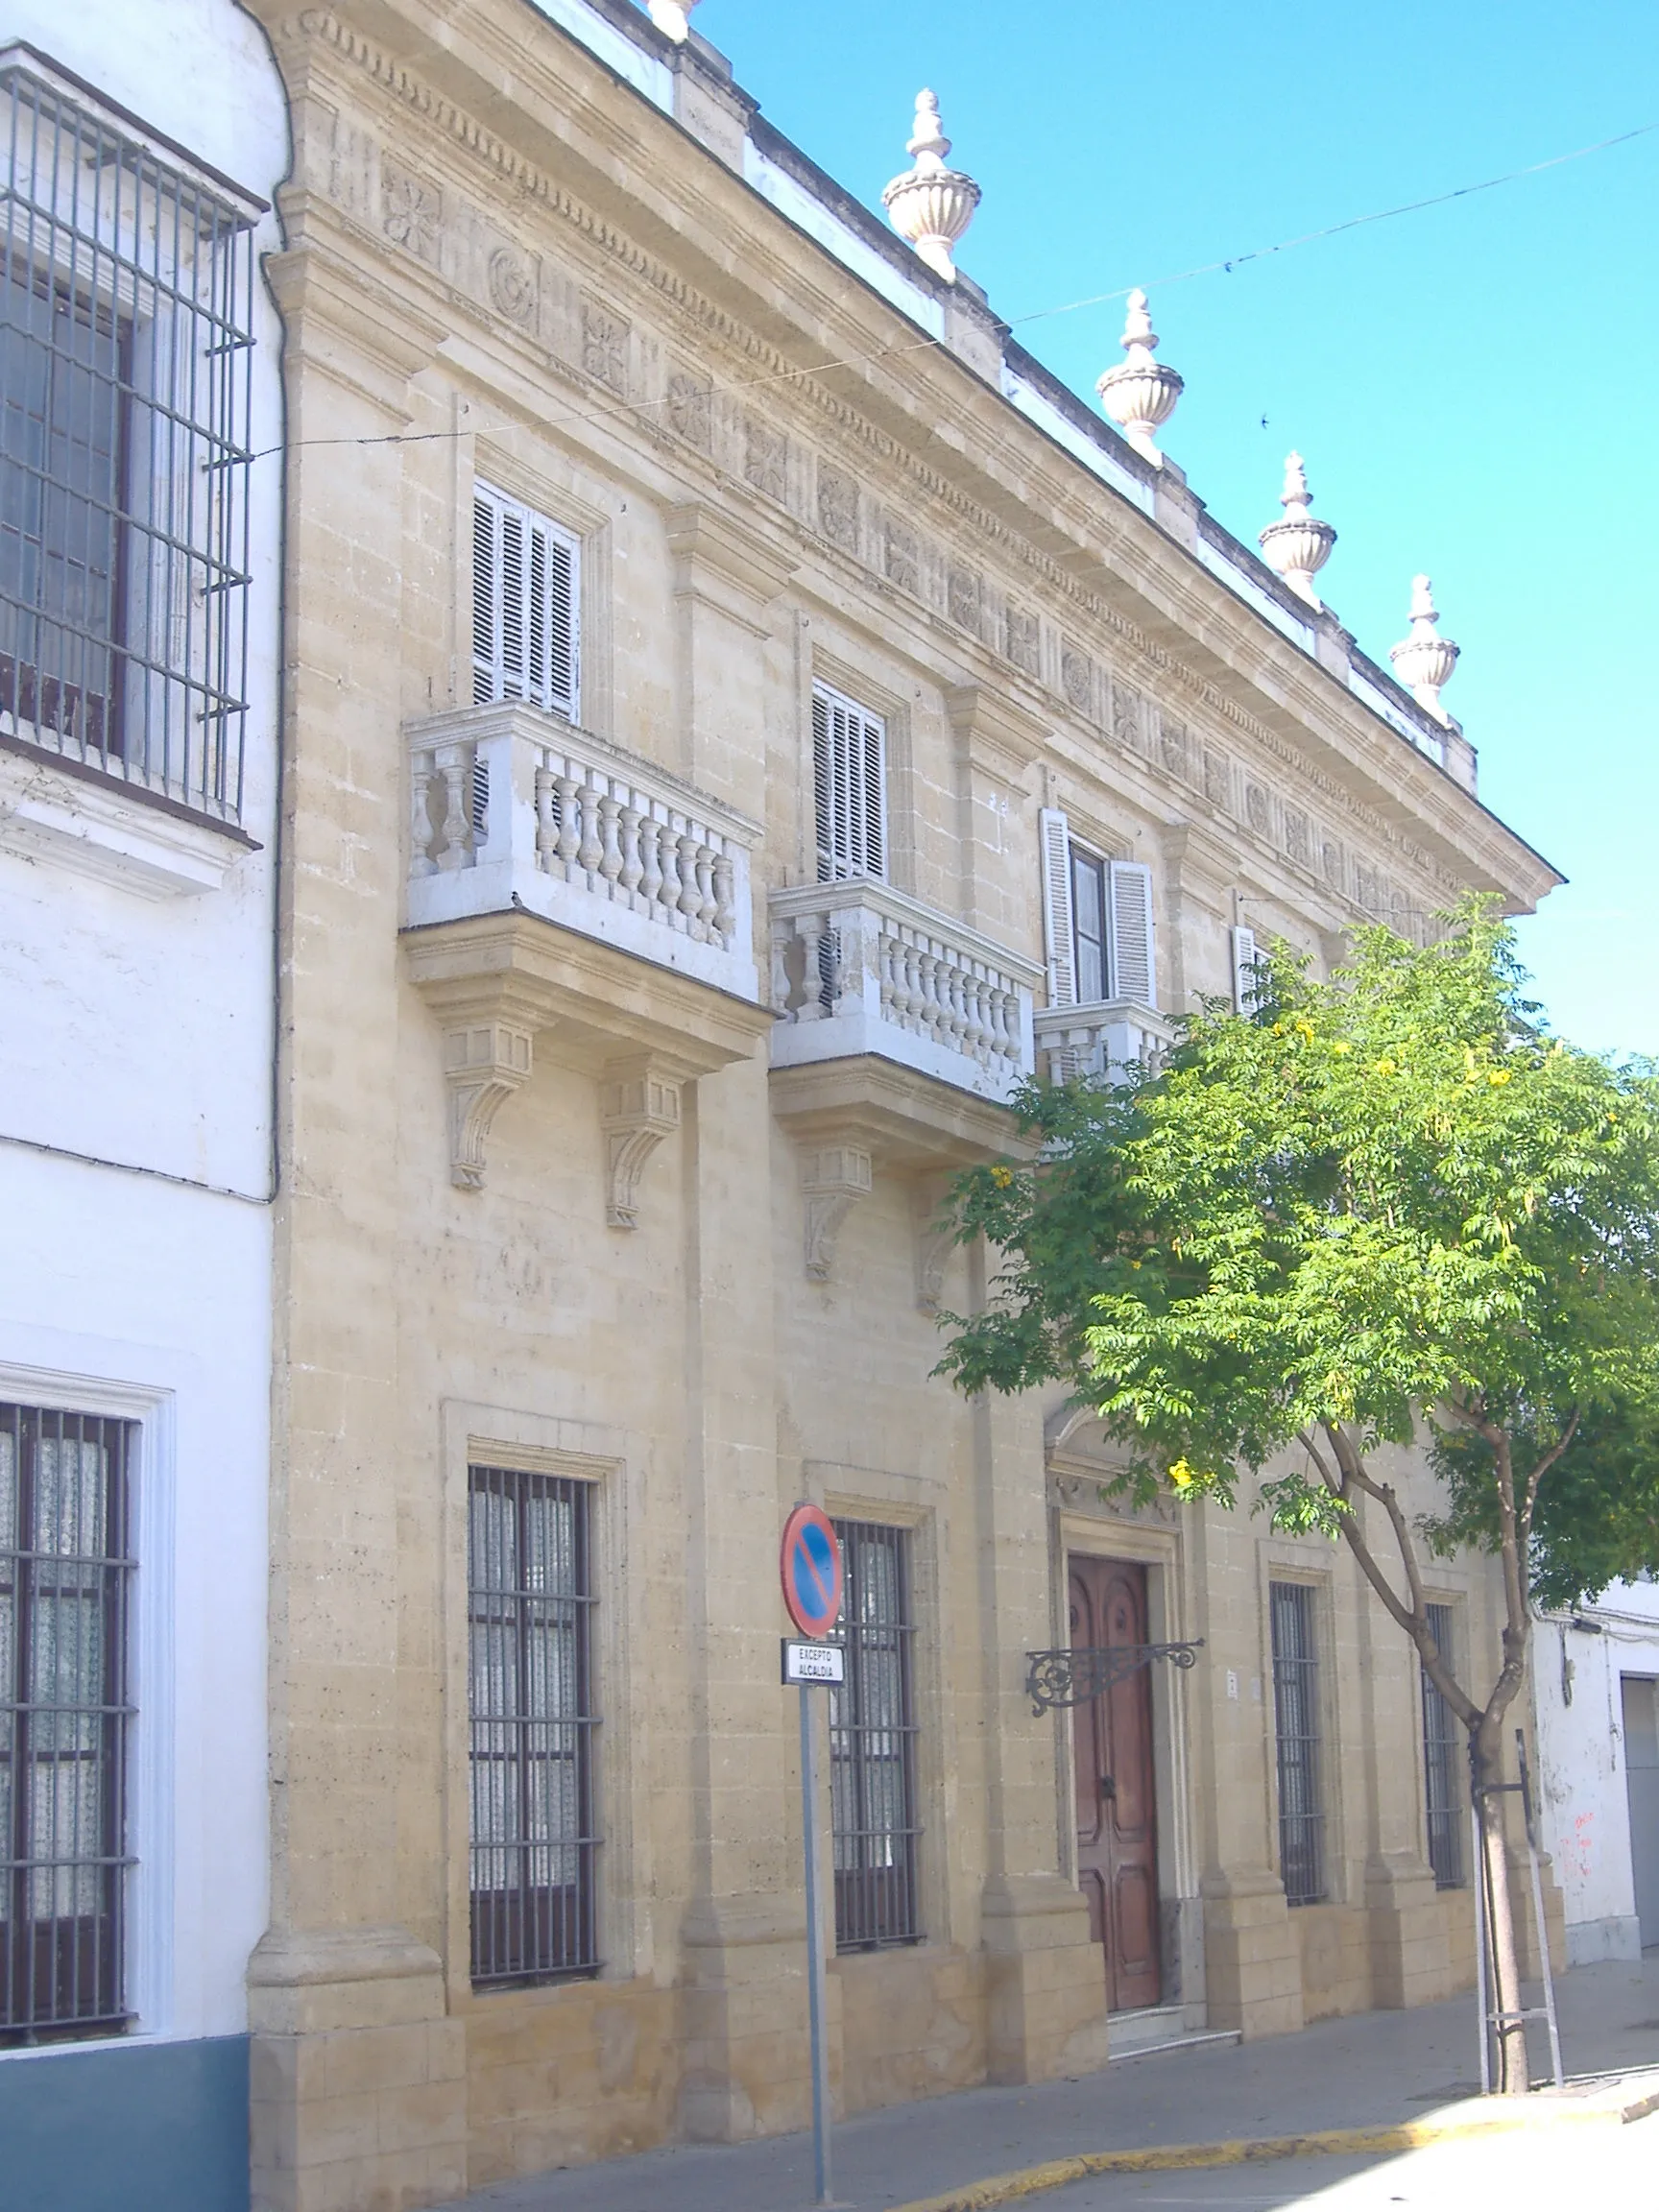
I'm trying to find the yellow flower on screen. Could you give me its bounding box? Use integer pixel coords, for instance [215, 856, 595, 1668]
[1167, 1457, 1196, 1491]
[1487, 1070, 1511, 1087]
[990, 1166, 1014, 1188]
[1374, 1057, 1397, 1076]
[1332, 1041, 1352, 1056]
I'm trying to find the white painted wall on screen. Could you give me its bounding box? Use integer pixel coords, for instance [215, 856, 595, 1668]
[1533, 1581, 1659, 1965]
[0, 0, 287, 2058]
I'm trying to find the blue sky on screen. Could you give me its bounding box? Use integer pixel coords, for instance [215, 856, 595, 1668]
[686, 0, 1658, 1059]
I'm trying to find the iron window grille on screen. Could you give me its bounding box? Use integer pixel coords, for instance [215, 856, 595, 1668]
[1269, 1580, 1326, 1908]
[828, 1519, 921, 1952]
[0, 53, 258, 824]
[471, 481, 579, 723]
[468, 1466, 599, 1988]
[1421, 1601, 1465, 1889]
[1, 1401, 136, 2045]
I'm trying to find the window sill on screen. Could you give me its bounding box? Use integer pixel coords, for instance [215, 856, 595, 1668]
[0, 741, 258, 899]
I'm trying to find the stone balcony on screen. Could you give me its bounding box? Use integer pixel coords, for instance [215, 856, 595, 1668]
[767, 878, 1042, 1283]
[401, 704, 770, 1210]
[769, 878, 1038, 1106]
[1033, 1000, 1177, 1085]
[406, 701, 757, 1000]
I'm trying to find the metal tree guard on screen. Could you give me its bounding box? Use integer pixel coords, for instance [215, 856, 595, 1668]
[1471, 1728, 1563, 2092]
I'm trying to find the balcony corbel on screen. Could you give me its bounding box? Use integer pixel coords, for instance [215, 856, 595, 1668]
[406, 911, 771, 1205]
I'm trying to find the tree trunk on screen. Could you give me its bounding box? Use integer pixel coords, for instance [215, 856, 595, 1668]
[1473, 1724, 1529, 2094]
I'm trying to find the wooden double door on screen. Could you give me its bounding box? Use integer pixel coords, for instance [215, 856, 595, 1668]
[1070, 1555, 1161, 2011]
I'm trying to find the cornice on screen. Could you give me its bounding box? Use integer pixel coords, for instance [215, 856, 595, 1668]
[268, 3, 1553, 917]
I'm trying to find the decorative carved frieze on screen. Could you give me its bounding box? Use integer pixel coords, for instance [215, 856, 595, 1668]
[948, 563, 983, 637]
[1285, 808, 1311, 866]
[817, 463, 859, 551]
[600, 1055, 683, 1229]
[1245, 781, 1271, 836]
[1005, 606, 1041, 677]
[486, 244, 537, 325]
[1111, 681, 1142, 753]
[1203, 749, 1231, 809]
[665, 370, 712, 449]
[802, 1144, 874, 1282]
[744, 416, 787, 502]
[442, 1019, 534, 1190]
[883, 521, 920, 594]
[581, 301, 629, 394]
[1060, 643, 1093, 715]
[381, 160, 442, 263]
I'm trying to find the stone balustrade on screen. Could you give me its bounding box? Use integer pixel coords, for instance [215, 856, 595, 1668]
[769, 878, 1039, 1104]
[406, 703, 758, 999]
[1033, 1000, 1176, 1086]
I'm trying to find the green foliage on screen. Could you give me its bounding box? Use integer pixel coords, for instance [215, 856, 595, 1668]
[938, 899, 1659, 1596]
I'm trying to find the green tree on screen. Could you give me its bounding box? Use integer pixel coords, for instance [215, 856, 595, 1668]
[939, 902, 1659, 2092]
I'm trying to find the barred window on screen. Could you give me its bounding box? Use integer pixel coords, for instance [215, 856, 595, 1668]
[812, 682, 886, 883]
[468, 1466, 598, 1987]
[1269, 1581, 1326, 1907]
[828, 1520, 920, 1951]
[0, 54, 258, 823]
[1421, 1601, 1464, 1889]
[1, 1402, 135, 2045]
[471, 482, 579, 723]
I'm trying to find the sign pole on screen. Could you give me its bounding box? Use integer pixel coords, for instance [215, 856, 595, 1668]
[800, 1679, 832, 2207]
[779, 1502, 844, 2211]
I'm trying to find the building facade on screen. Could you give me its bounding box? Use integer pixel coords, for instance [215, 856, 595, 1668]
[1534, 1581, 1659, 1964]
[239, 2, 1561, 2207]
[0, 7, 287, 2207]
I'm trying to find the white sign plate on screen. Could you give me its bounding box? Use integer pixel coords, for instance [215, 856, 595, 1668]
[782, 1639, 845, 1686]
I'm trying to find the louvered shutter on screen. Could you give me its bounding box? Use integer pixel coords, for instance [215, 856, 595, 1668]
[471, 482, 580, 721]
[1231, 924, 1260, 1014]
[812, 682, 887, 881]
[1108, 860, 1156, 1007]
[1039, 808, 1076, 1008]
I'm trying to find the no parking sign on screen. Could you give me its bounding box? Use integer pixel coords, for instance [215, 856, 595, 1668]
[780, 1502, 843, 1641]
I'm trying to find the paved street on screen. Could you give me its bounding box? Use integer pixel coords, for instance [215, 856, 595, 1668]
[432, 1955, 1659, 2212]
[1014, 2107, 1659, 2208]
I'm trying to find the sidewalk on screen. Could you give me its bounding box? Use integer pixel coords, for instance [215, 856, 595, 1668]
[431, 1956, 1659, 2212]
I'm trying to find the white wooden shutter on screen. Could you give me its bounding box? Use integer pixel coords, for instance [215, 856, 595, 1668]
[471, 482, 579, 721]
[812, 682, 887, 881]
[1108, 860, 1156, 1007]
[1231, 924, 1260, 1013]
[1039, 807, 1076, 1007]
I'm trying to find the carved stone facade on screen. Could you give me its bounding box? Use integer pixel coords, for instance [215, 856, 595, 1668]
[243, 5, 1561, 2209]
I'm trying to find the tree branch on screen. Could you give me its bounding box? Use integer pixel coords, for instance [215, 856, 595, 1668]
[1321, 1422, 1481, 1729]
[1522, 1408, 1579, 1529]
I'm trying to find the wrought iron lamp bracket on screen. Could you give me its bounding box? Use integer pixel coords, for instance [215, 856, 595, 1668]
[1024, 1639, 1205, 1715]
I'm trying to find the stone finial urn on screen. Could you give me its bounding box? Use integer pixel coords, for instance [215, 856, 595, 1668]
[1389, 575, 1460, 722]
[881, 90, 981, 282]
[1095, 290, 1184, 464]
[647, 0, 698, 39]
[1258, 452, 1336, 608]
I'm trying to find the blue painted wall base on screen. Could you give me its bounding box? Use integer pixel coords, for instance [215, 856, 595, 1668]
[0, 2034, 249, 2212]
